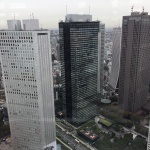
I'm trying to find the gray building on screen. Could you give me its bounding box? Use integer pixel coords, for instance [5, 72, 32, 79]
[0, 20, 56, 150]
[59, 14, 103, 125]
[119, 11, 150, 112]
[109, 27, 121, 90]
[97, 23, 105, 94]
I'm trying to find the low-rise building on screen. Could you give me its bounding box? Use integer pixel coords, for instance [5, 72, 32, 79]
[78, 129, 99, 143]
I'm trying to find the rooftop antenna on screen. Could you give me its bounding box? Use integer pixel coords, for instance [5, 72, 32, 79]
[66, 5, 68, 15]
[41, 24, 43, 30]
[142, 6, 144, 13]
[30, 14, 32, 20]
[131, 5, 134, 12]
[89, 6, 90, 15]
[14, 14, 15, 20]
[32, 13, 34, 20]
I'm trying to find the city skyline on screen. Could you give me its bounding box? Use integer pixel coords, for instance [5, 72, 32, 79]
[0, 0, 150, 29]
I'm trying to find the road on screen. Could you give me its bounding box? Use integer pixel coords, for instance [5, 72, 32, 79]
[122, 126, 148, 139]
[56, 126, 89, 150]
[0, 142, 12, 150]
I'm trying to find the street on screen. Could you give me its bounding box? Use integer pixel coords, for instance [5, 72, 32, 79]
[56, 126, 89, 150]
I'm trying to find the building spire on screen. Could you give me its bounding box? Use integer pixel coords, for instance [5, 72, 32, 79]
[131, 5, 134, 12]
[142, 6, 144, 13]
[66, 5, 68, 15]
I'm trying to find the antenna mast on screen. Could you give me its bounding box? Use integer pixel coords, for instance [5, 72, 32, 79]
[89, 6, 90, 15]
[32, 13, 34, 20]
[131, 5, 134, 12]
[66, 5, 68, 15]
[142, 6, 144, 13]
[14, 14, 15, 20]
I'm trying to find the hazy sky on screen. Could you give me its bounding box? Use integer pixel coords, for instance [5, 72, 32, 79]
[0, 0, 149, 29]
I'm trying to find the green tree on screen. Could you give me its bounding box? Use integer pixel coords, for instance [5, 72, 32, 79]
[109, 95, 118, 102]
[104, 65, 109, 71]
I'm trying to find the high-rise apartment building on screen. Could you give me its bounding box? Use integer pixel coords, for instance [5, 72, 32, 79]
[119, 11, 150, 112]
[0, 20, 56, 150]
[109, 27, 121, 90]
[59, 14, 104, 125]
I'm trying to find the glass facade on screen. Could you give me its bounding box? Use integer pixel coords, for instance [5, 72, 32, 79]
[59, 22, 99, 125]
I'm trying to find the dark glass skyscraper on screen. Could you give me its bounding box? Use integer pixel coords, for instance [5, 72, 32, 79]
[119, 11, 150, 112]
[59, 15, 100, 125]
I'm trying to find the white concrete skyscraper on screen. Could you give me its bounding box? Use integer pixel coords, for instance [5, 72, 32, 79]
[108, 27, 121, 90]
[97, 23, 105, 94]
[0, 20, 56, 150]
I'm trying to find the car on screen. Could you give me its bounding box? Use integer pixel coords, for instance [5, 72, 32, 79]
[2, 138, 6, 141]
[75, 139, 80, 143]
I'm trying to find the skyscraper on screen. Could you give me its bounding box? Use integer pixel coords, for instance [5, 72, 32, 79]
[109, 27, 121, 91]
[119, 11, 150, 112]
[0, 20, 56, 150]
[59, 14, 104, 125]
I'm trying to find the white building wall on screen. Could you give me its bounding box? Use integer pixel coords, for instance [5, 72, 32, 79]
[97, 23, 105, 94]
[108, 27, 121, 90]
[0, 30, 56, 150]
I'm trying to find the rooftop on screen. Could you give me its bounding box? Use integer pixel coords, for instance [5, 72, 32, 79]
[79, 129, 99, 140]
[99, 117, 112, 127]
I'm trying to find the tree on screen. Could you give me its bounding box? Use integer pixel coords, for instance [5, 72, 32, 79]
[109, 95, 118, 102]
[104, 65, 109, 71]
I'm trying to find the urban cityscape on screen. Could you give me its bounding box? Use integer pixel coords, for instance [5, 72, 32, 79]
[0, 0, 150, 150]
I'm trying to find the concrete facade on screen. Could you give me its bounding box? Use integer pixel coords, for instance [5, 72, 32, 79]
[119, 12, 150, 112]
[0, 22, 56, 149]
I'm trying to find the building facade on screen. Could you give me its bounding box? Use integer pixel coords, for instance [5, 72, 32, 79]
[59, 15, 102, 125]
[0, 20, 56, 150]
[109, 27, 121, 90]
[97, 23, 105, 94]
[119, 12, 150, 112]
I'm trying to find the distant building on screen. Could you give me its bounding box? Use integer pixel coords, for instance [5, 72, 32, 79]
[97, 23, 105, 94]
[7, 20, 22, 31]
[22, 19, 39, 30]
[119, 11, 150, 112]
[109, 27, 121, 90]
[56, 44, 60, 61]
[59, 14, 104, 125]
[0, 19, 56, 150]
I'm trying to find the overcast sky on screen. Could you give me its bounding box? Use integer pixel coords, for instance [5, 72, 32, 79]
[0, 0, 149, 29]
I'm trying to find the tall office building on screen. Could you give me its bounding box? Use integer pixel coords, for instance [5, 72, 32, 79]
[59, 14, 104, 125]
[0, 20, 56, 150]
[119, 11, 150, 112]
[109, 27, 121, 90]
